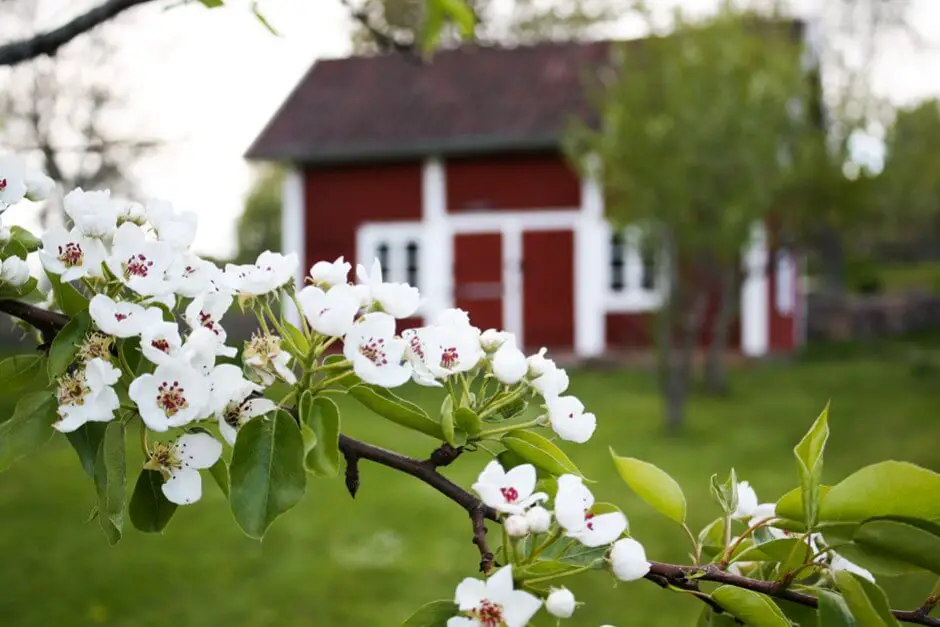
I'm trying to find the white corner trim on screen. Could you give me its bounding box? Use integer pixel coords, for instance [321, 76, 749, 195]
[502, 220, 523, 344]
[282, 167, 305, 326]
[421, 157, 450, 319]
[575, 161, 606, 357]
[741, 221, 769, 357]
[422, 158, 446, 221]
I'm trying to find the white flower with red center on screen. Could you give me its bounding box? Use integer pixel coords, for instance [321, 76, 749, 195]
[89, 294, 162, 338]
[554, 474, 627, 547]
[140, 321, 183, 365]
[208, 365, 275, 444]
[53, 358, 121, 433]
[343, 312, 411, 388]
[609, 538, 652, 581]
[1, 256, 30, 286]
[106, 223, 174, 296]
[146, 199, 198, 250]
[184, 289, 234, 353]
[297, 283, 361, 337]
[63, 188, 119, 238]
[39, 226, 106, 282]
[129, 360, 210, 431]
[546, 395, 596, 444]
[436, 324, 484, 376]
[449, 565, 542, 627]
[224, 251, 298, 296]
[356, 259, 422, 319]
[309, 256, 351, 288]
[166, 254, 222, 298]
[0, 154, 27, 207]
[491, 342, 528, 385]
[24, 168, 55, 202]
[144, 432, 222, 505]
[527, 348, 569, 398]
[401, 326, 445, 387]
[243, 332, 297, 385]
[471, 461, 547, 516]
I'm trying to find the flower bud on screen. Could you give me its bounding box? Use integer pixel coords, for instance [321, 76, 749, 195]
[609, 538, 651, 582]
[546, 587, 576, 618]
[310, 256, 351, 288]
[504, 514, 529, 538]
[524, 505, 552, 534]
[480, 328, 513, 352]
[24, 169, 54, 202]
[492, 343, 528, 385]
[1, 256, 30, 286]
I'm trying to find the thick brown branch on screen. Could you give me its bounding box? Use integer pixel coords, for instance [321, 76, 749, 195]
[0, 0, 156, 67]
[0, 299, 69, 340]
[426, 443, 463, 468]
[470, 506, 494, 574]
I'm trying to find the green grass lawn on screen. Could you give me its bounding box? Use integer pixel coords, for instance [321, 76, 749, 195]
[1, 351, 939, 626]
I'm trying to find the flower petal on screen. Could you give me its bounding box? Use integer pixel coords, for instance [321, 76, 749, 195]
[162, 468, 202, 505]
[454, 577, 487, 611]
[504, 464, 536, 501]
[174, 432, 222, 469]
[501, 590, 543, 627]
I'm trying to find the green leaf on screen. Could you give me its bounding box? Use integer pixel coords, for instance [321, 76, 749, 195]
[47, 272, 89, 316]
[711, 586, 791, 627]
[197, 0, 224, 7]
[794, 403, 829, 528]
[401, 599, 457, 626]
[48, 311, 92, 379]
[610, 451, 686, 524]
[0, 238, 28, 260]
[93, 422, 126, 545]
[517, 559, 583, 578]
[119, 337, 143, 376]
[10, 226, 40, 252]
[251, 0, 279, 35]
[438, 0, 476, 37]
[823, 524, 923, 577]
[263, 380, 294, 404]
[65, 422, 108, 477]
[699, 517, 726, 549]
[346, 384, 443, 440]
[454, 407, 482, 436]
[0, 276, 37, 300]
[0, 354, 44, 403]
[209, 458, 229, 498]
[303, 395, 341, 477]
[817, 590, 857, 627]
[502, 429, 586, 478]
[0, 391, 58, 471]
[697, 608, 739, 627]
[820, 461, 940, 523]
[440, 395, 458, 447]
[230, 410, 306, 539]
[834, 571, 900, 627]
[734, 538, 806, 573]
[129, 469, 177, 533]
[710, 469, 739, 516]
[853, 519, 940, 575]
[281, 321, 309, 361]
[776, 485, 831, 529]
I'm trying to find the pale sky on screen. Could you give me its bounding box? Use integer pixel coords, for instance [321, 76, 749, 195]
[4, 0, 940, 257]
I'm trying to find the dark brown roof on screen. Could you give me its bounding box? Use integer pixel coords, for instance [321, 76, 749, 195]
[245, 40, 613, 164]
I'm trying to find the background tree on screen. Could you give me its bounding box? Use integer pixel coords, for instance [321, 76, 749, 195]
[567, 4, 817, 428]
[235, 166, 284, 264]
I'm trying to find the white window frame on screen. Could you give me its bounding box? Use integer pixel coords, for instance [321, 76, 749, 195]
[604, 222, 667, 313]
[356, 222, 426, 312]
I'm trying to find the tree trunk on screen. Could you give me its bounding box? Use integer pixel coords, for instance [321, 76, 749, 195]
[817, 226, 846, 295]
[704, 264, 739, 396]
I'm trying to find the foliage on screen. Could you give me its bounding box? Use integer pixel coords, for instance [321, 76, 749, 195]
[235, 166, 284, 264]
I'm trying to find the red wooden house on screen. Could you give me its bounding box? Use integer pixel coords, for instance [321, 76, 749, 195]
[245, 37, 812, 359]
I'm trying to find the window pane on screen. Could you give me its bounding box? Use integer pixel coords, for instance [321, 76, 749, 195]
[375, 242, 390, 279]
[405, 240, 420, 287]
[610, 231, 625, 291]
[640, 243, 657, 291]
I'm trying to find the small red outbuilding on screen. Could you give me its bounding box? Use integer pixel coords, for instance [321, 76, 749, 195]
[246, 39, 807, 358]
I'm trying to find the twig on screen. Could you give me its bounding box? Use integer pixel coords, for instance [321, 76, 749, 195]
[426, 443, 463, 468]
[342, 448, 360, 498]
[3, 298, 939, 626]
[0, 0, 156, 67]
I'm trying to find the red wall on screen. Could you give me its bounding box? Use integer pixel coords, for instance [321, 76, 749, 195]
[304, 161, 422, 271]
[445, 153, 580, 211]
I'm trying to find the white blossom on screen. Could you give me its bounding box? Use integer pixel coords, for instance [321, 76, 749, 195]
[471, 460, 547, 516]
[491, 343, 528, 385]
[449, 565, 541, 627]
[524, 505, 552, 534]
[546, 395, 597, 444]
[297, 283, 360, 337]
[24, 169, 55, 201]
[355, 258, 422, 318]
[224, 251, 298, 296]
[89, 294, 161, 338]
[140, 321, 183, 365]
[732, 481, 760, 520]
[63, 188, 118, 238]
[166, 254, 223, 298]
[184, 290, 234, 354]
[609, 538, 652, 581]
[243, 333, 296, 385]
[1, 256, 30, 286]
[106, 223, 174, 296]
[402, 326, 445, 387]
[528, 348, 570, 399]
[432, 313, 484, 375]
[53, 358, 121, 433]
[310, 256, 350, 288]
[554, 474, 626, 547]
[39, 226, 106, 282]
[343, 312, 411, 388]
[129, 359, 210, 431]
[545, 587, 576, 618]
[180, 327, 222, 376]
[204, 364, 274, 445]
[146, 199, 197, 250]
[0, 155, 27, 207]
[145, 432, 222, 505]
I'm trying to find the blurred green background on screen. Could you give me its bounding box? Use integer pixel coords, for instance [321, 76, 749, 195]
[2, 341, 939, 627]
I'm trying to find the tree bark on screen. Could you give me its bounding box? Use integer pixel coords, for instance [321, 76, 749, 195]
[817, 225, 846, 295]
[703, 263, 739, 396]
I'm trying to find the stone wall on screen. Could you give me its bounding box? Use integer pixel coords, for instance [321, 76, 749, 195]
[807, 290, 940, 342]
